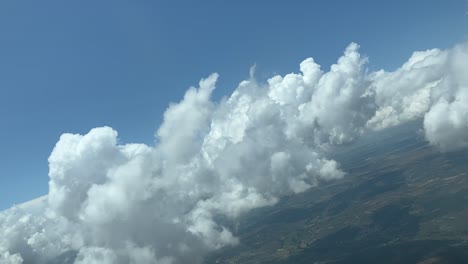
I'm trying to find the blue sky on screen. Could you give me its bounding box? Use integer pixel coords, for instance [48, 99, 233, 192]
[0, 0, 467, 210]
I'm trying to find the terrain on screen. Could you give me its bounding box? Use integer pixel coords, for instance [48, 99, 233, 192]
[206, 124, 468, 264]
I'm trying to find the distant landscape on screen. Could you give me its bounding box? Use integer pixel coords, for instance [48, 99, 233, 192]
[1, 2, 466, 263]
[207, 123, 468, 263]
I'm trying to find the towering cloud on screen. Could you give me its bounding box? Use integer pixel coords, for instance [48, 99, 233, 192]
[0, 41, 467, 263]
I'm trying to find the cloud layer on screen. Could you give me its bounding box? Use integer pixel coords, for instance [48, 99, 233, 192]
[1, 41, 467, 263]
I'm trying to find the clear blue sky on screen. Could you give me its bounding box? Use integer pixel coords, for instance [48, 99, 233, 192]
[0, 0, 467, 210]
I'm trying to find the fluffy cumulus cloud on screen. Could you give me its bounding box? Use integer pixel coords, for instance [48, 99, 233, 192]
[366, 42, 468, 150]
[1, 41, 468, 263]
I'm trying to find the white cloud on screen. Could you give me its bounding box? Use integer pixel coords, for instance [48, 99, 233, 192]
[1, 41, 468, 263]
[367, 42, 468, 151]
[0, 250, 23, 264]
[367, 48, 447, 130]
[423, 43, 468, 150]
[296, 43, 375, 145]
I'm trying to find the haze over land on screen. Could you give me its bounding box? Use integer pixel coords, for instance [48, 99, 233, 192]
[1, 41, 468, 263]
